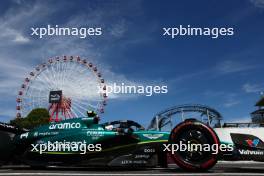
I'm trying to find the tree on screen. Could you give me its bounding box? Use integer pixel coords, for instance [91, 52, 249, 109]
[10, 108, 50, 129]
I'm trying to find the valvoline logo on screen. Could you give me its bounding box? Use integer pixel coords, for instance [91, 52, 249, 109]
[246, 139, 260, 147]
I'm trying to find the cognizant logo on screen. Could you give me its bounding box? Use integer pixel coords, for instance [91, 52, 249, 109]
[49, 122, 81, 130]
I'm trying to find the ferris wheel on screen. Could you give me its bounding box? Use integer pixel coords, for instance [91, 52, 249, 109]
[16, 56, 107, 122]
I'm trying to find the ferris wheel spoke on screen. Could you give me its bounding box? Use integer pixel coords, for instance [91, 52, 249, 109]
[61, 61, 73, 83]
[70, 104, 80, 117]
[62, 67, 73, 89]
[34, 74, 54, 91]
[79, 67, 89, 74]
[72, 101, 93, 112]
[39, 67, 56, 88]
[45, 65, 59, 89]
[74, 99, 98, 109]
[52, 60, 60, 87]
[71, 109, 79, 118]
[36, 77, 54, 91]
[72, 102, 89, 111]
[62, 63, 78, 88]
[67, 60, 85, 83]
[30, 81, 50, 90]
[64, 78, 90, 98]
[27, 94, 48, 100]
[23, 99, 47, 107]
[31, 97, 48, 103]
[77, 68, 95, 82]
[56, 62, 64, 87]
[74, 100, 96, 110]
[25, 99, 48, 105]
[60, 62, 68, 85]
[77, 73, 99, 92]
[61, 62, 69, 88]
[58, 60, 67, 89]
[35, 70, 51, 86]
[74, 100, 97, 111]
[40, 69, 58, 89]
[64, 61, 79, 85]
[50, 63, 60, 89]
[61, 65, 74, 86]
[55, 60, 61, 88]
[71, 104, 86, 117]
[27, 84, 49, 93]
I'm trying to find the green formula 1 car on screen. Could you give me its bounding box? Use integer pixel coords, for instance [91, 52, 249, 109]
[0, 116, 223, 171]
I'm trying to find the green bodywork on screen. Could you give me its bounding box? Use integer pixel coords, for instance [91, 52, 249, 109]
[14, 117, 170, 155]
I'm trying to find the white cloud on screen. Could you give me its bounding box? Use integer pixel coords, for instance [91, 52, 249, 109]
[12, 0, 24, 4]
[250, 0, 264, 8]
[228, 116, 251, 123]
[0, 2, 43, 44]
[0, 54, 31, 97]
[216, 60, 256, 74]
[223, 93, 240, 108]
[109, 19, 127, 38]
[224, 99, 240, 108]
[204, 90, 240, 108]
[0, 1, 146, 120]
[242, 83, 263, 93]
[0, 28, 30, 44]
[0, 108, 16, 121]
[13, 33, 30, 43]
[170, 60, 259, 86]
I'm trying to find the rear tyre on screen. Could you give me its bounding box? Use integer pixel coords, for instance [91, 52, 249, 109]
[169, 119, 219, 171]
[0, 131, 15, 165]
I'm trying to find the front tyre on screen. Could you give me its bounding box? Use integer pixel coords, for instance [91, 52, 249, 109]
[169, 119, 219, 171]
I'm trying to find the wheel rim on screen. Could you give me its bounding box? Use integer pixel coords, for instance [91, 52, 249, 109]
[178, 129, 211, 163]
[169, 122, 219, 170]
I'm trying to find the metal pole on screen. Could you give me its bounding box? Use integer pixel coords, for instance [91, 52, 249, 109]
[181, 108, 184, 121]
[156, 115, 159, 131]
[206, 109, 211, 126]
[169, 115, 172, 130]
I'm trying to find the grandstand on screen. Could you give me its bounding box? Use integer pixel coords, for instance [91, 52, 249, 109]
[251, 95, 264, 123]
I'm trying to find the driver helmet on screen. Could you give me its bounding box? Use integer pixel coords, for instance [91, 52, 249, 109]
[87, 110, 97, 117]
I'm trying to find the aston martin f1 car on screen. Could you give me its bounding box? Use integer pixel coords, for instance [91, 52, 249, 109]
[1, 116, 264, 171]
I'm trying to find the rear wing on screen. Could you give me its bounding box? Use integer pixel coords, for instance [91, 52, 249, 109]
[0, 122, 27, 134]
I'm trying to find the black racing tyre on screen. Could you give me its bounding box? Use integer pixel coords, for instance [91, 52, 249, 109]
[169, 119, 220, 171]
[0, 131, 14, 165]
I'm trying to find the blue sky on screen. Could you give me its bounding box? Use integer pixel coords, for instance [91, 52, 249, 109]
[0, 0, 263, 127]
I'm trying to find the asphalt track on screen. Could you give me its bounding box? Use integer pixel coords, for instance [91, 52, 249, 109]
[1, 161, 264, 176]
